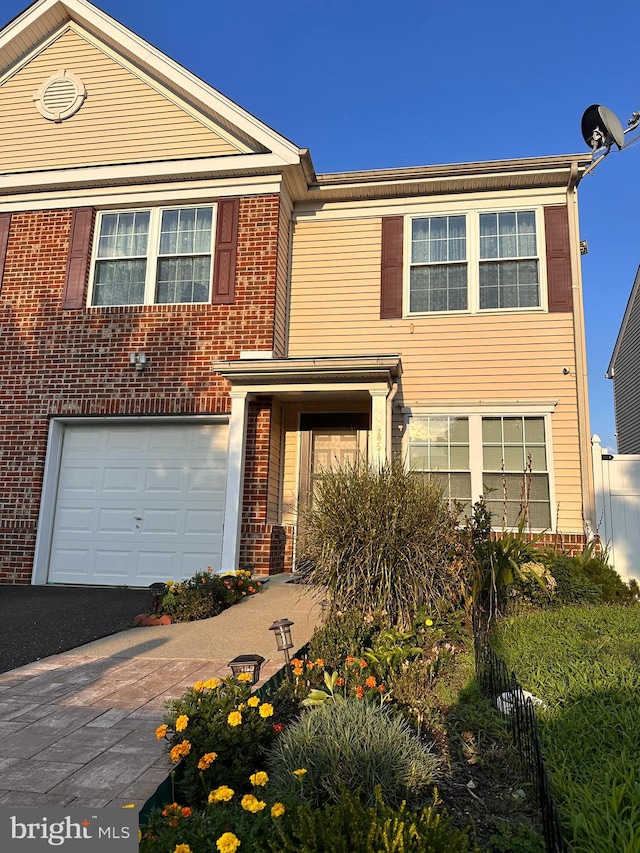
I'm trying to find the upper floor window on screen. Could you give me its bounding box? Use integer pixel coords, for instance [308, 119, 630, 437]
[91, 206, 215, 306]
[407, 209, 541, 315]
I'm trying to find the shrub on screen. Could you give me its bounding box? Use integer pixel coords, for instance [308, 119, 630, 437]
[158, 676, 277, 806]
[266, 698, 439, 808]
[268, 788, 472, 853]
[298, 459, 463, 629]
[306, 609, 382, 669]
[157, 569, 263, 622]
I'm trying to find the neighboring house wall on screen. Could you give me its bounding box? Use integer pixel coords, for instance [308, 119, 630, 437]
[288, 195, 585, 534]
[608, 266, 640, 454]
[0, 196, 282, 583]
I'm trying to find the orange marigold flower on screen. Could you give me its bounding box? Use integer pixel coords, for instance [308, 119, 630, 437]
[378, 684, 386, 692]
[360, 660, 368, 668]
[355, 686, 364, 699]
[155, 724, 168, 740]
[315, 658, 325, 668]
[346, 656, 355, 664]
[292, 666, 304, 677]
[365, 675, 377, 688]
[197, 752, 217, 770]
[336, 676, 345, 687]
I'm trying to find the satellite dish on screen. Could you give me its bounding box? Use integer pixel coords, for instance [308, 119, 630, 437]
[581, 104, 625, 152]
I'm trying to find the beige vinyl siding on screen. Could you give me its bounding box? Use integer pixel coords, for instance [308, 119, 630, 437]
[612, 292, 640, 454]
[274, 197, 292, 357]
[0, 27, 241, 174]
[288, 216, 584, 532]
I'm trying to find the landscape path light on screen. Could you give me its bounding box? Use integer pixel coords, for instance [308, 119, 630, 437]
[227, 654, 265, 685]
[269, 618, 295, 677]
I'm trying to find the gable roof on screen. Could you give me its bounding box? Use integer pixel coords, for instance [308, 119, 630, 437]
[607, 263, 640, 378]
[0, 0, 302, 167]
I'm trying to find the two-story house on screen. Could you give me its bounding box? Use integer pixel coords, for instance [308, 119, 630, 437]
[0, 0, 593, 586]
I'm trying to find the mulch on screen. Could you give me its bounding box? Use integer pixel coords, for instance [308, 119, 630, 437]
[0, 585, 152, 674]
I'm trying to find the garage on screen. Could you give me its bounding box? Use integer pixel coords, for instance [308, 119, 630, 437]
[46, 421, 228, 587]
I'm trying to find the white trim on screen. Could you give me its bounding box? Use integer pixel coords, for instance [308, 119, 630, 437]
[0, 176, 284, 213]
[402, 401, 558, 416]
[292, 186, 568, 223]
[221, 392, 250, 573]
[0, 153, 291, 194]
[32, 414, 229, 585]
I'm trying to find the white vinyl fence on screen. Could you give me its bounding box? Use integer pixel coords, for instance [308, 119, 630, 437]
[592, 434, 640, 583]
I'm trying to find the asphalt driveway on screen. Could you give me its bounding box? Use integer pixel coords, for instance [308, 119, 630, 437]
[0, 585, 152, 674]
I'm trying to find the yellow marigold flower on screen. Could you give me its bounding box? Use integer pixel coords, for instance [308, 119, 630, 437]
[249, 771, 269, 786]
[271, 803, 285, 818]
[293, 768, 307, 778]
[236, 672, 253, 683]
[227, 710, 242, 727]
[138, 828, 142, 843]
[193, 680, 205, 692]
[247, 696, 260, 707]
[315, 658, 325, 668]
[241, 793, 266, 813]
[197, 752, 217, 770]
[203, 678, 220, 690]
[155, 724, 168, 740]
[175, 714, 189, 732]
[258, 703, 273, 718]
[174, 845, 192, 853]
[208, 785, 234, 803]
[425, 618, 434, 627]
[216, 832, 241, 853]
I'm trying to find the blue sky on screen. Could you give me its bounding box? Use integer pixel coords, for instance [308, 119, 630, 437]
[4, 0, 640, 450]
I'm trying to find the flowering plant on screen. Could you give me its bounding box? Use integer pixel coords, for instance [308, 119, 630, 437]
[290, 656, 389, 707]
[154, 568, 263, 623]
[158, 675, 276, 806]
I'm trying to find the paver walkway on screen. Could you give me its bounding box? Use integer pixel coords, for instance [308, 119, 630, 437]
[0, 575, 322, 810]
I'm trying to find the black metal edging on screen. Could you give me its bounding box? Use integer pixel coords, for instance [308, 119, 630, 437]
[473, 624, 570, 853]
[138, 645, 309, 825]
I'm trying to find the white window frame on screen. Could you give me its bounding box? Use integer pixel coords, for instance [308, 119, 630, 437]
[402, 404, 557, 532]
[88, 204, 217, 307]
[405, 205, 548, 317]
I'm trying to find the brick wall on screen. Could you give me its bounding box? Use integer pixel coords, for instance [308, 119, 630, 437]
[0, 195, 283, 583]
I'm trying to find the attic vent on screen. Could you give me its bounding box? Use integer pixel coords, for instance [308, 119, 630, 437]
[34, 70, 86, 122]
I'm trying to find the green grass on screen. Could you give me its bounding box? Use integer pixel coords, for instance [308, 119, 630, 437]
[490, 605, 640, 853]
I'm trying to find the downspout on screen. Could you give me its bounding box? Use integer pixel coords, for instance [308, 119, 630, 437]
[567, 161, 596, 534]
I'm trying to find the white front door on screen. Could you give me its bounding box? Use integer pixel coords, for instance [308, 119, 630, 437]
[48, 422, 228, 586]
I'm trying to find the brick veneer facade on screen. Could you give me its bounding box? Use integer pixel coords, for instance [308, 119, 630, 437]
[0, 194, 287, 583]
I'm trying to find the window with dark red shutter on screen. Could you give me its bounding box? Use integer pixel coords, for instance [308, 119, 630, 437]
[62, 207, 95, 309]
[544, 205, 573, 313]
[212, 198, 239, 304]
[0, 213, 10, 293]
[380, 215, 403, 319]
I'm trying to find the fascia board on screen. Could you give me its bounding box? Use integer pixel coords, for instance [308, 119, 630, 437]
[0, 0, 302, 166]
[607, 263, 640, 378]
[0, 153, 291, 193]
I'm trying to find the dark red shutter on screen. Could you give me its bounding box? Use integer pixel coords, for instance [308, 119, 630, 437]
[62, 207, 95, 309]
[0, 213, 11, 292]
[380, 215, 403, 319]
[544, 205, 573, 313]
[212, 198, 239, 304]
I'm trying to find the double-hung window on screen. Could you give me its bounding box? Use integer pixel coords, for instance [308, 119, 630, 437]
[479, 211, 539, 309]
[407, 413, 552, 529]
[408, 208, 541, 315]
[409, 216, 467, 313]
[91, 206, 215, 306]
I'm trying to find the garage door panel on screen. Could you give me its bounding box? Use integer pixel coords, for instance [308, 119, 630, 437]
[48, 422, 228, 586]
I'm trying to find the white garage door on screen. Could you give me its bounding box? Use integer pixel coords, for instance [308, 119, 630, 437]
[48, 422, 228, 586]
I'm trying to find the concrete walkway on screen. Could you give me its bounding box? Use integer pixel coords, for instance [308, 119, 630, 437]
[0, 575, 322, 810]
